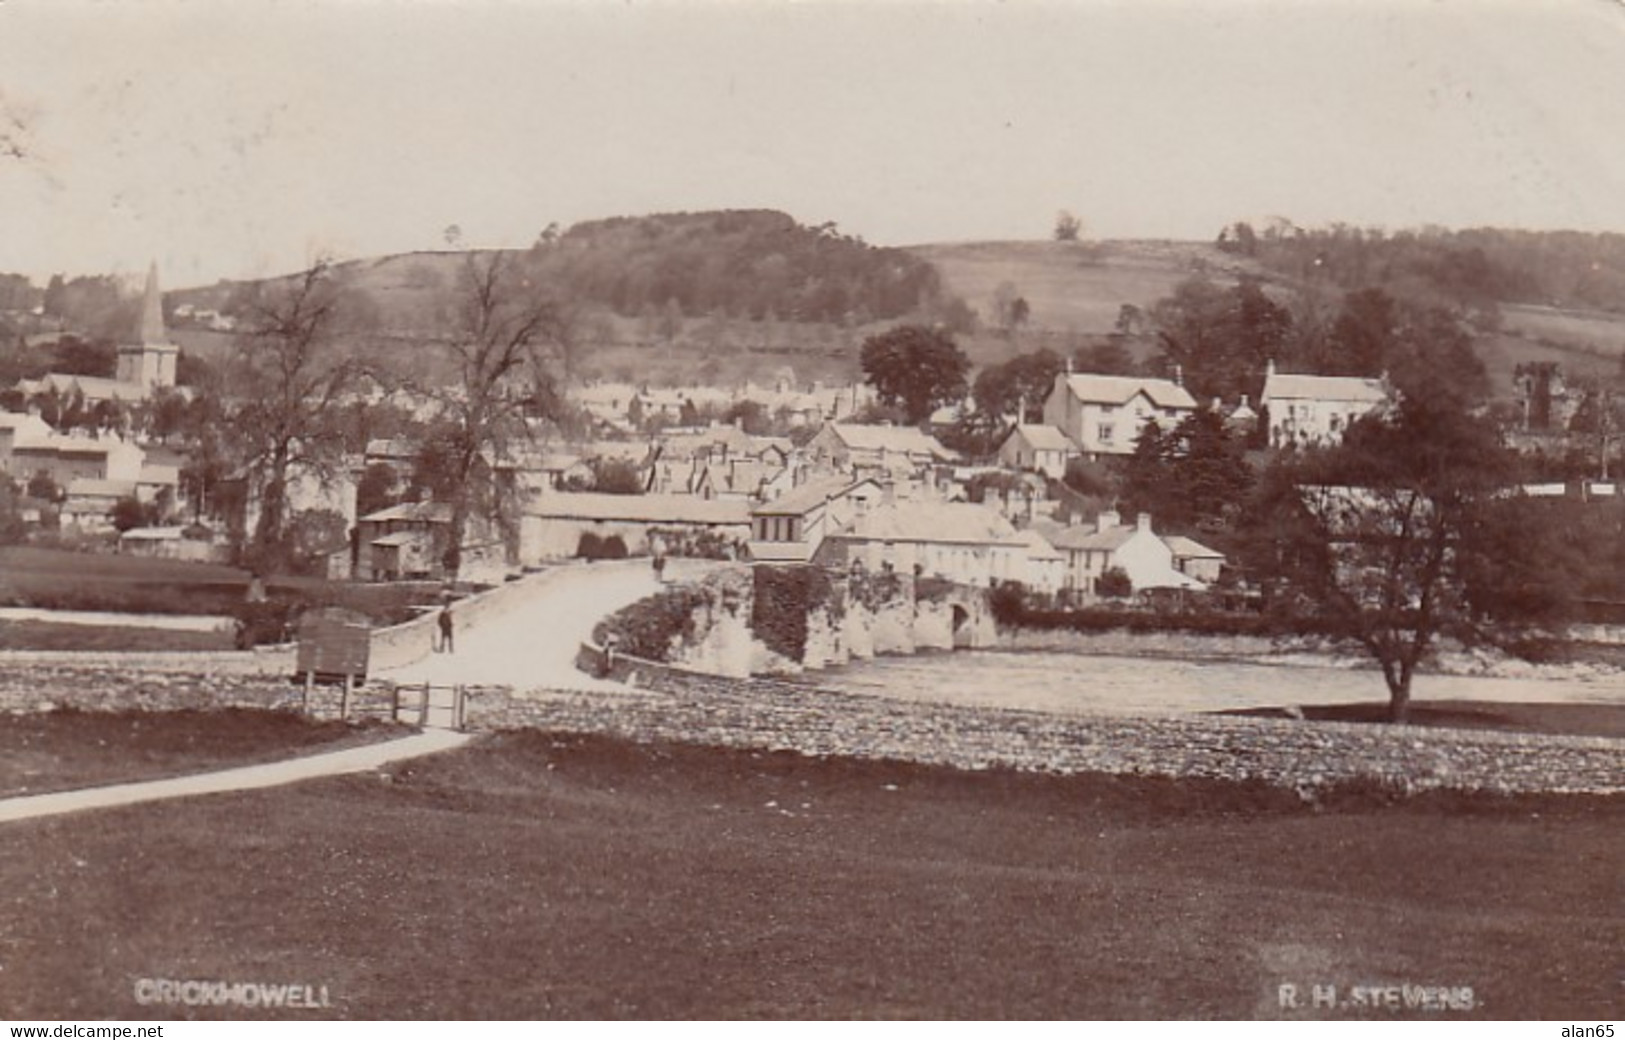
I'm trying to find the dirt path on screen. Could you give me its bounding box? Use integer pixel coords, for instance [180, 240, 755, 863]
[0, 728, 470, 825]
[378, 559, 719, 691]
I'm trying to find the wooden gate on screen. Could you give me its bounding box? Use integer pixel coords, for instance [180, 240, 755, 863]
[392, 683, 467, 731]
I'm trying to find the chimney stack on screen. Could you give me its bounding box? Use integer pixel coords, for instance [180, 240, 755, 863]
[1097, 508, 1120, 534]
[1173, 364, 1183, 387]
[1136, 512, 1152, 533]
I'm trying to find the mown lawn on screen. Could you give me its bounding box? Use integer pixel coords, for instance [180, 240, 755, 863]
[0, 731, 1616, 1020]
[0, 709, 403, 797]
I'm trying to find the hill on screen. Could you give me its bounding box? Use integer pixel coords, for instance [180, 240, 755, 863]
[160, 220, 1624, 397]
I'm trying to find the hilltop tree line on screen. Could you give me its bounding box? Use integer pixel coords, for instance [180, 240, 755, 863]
[531, 209, 964, 327]
[1218, 221, 1625, 315]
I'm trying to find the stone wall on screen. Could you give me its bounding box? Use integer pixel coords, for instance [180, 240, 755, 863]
[0, 645, 297, 676]
[462, 660, 1624, 796]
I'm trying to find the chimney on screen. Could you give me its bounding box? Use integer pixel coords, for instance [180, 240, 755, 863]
[1266, 358, 1276, 378]
[880, 479, 896, 507]
[1096, 509, 1120, 533]
[1240, 394, 1250, 409]
[1136, 512, 1152, 533]
[1173, 364, 1183, 387]
[1211, 397, 1222, 412]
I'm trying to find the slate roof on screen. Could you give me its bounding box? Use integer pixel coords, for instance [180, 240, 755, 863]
[527, 492, 749, 526]
[753, 476, 874, 517]
[835, 502, 1015, 545]
[1059, 374, 1196, 410]
[1004, 424, 1075, 452]
[1261, 372, 1387, 403]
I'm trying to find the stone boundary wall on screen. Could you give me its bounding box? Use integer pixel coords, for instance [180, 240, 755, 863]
[467, 649, 1625, 797]
[0, 645, 297, 676]
[0, 665, 403, 724]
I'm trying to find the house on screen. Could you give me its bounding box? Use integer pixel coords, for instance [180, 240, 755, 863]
[1041, 371, 1197, 457]
[1260, 360, 1387, 448]
[519, 492, 752, 563]
[353, 501, 506, 583]
[812, 501, 1024, 588]
[1039, 510, 1210, 598]
[803, 423, 955, 478]
[1163, 534, 1227, 584]
[747, 476, 884, 564]
[998, 528, 1067, 595]
[995, 424, 1076, 480]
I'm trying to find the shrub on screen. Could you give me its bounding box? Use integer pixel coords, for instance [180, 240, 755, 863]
[576, 532, 603, 559]
[1096, 566, 1133, 599]
[593, 584, 712, 661]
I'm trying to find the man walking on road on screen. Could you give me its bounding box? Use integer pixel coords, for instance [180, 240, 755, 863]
[437, 604, 455, 654]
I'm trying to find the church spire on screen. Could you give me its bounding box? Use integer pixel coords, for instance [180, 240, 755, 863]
[139, 260, 167, 346]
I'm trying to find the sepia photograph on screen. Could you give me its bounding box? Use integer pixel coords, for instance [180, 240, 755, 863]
[0, 0, 1621, 1024]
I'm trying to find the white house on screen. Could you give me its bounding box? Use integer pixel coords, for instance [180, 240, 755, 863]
[1260, 360, 1388, 448]
[812, 501, 1023, 588]
[995, 424, 1076, 480]
[1041, 372, 1197, 457]
[1040, 510, 1210, 597]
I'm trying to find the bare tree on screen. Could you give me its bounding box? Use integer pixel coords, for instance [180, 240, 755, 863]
[421, 252, 570, 578]
[226, 259, 372, 568]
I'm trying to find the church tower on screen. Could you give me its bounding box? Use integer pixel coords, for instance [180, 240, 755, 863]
[116, 261, 179, 392]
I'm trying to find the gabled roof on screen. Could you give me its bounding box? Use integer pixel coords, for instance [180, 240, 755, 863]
[835, 501, 1015, 545]
[527, 492, 749, 526]
[821, 423, 954, 458]
[1046, 524, 1138, 552]
[1002, 527, 1066, 560]
[1059, 374, 1197, 410]
[1261, 372, 1387, 404]
[1162, 534, 1225, 560]
[360, 501, 454, 524]
[753, 476, 877, 517]
[1002, 424, 1074, 452]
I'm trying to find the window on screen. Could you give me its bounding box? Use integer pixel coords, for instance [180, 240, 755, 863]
[1097, 423, 1115, 443]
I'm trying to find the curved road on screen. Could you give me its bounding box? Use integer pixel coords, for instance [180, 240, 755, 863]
[377, 559, 719, 691]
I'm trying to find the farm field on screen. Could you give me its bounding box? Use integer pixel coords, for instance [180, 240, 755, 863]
[0, 546, 441, 627]
[1, 729, 1616, 1019]
[0, 709, 401, 797]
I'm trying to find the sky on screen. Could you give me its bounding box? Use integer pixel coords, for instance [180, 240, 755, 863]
[2, 0, 1624, 288]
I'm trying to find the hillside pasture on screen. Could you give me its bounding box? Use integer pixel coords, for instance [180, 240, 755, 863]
[908, 239, 1258, 335]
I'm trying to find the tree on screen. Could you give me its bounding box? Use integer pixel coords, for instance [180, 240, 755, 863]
[1054, 211, 1083, 243]
[991, 282, 1029, 337]
[1248, 396, 1563, 722]
[423, 252, 569, 577]
[1151, 276, 1290, 403]
[972, 348, 1062, 423]
[110, 496, 153, 533]
[226, 259, 371, 569]
[588, 457, 645, 495]
[859, 325, 970, 426]
[355, 462, 402, 518]
[1096, 567, 1132, 598]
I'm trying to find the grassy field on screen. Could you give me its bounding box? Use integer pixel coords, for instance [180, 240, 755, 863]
[0, 729, 1615, 1019]
[909, 239, 1256, 336]
[0, 546, 442, 628]
[1225, 700, 1625, 740]
[0, 619, 233, 652]
[0, 709, 402, 798]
